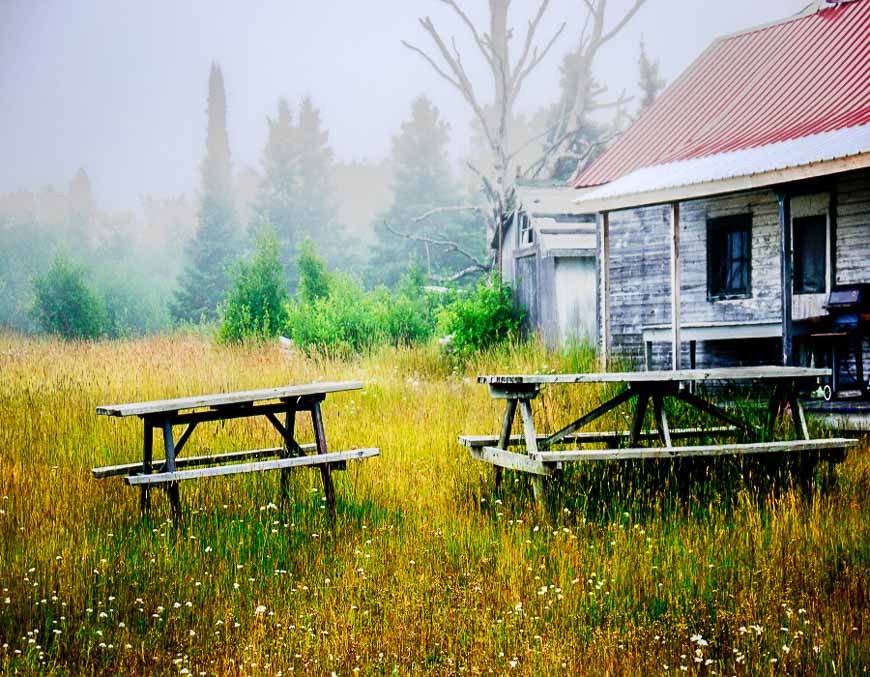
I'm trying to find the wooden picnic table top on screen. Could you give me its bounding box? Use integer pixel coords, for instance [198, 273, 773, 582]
[96, 381, 363, 417]
[478, 366, 830, 387]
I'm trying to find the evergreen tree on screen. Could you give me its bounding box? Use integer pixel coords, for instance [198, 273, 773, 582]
[638, 39, 666, 112]
[252, 98, 298, 263]
[372, 95, 484, 287]
[172, 62, 238, 323]
[296, 97, 335, 241]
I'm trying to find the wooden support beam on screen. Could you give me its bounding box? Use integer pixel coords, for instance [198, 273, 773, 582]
[459, 426, 738, 449]
[124, 448, 380, 485]
[311, 401, 336, 519]
[777, 190, 793, 366]
[541, 387, 636, 449]
[598, 211, 611, 371]
[93, 446, 295, 478]
[531, 438, 856, 463]
[469, 446, 556, 476]
[494, 399, 518, 489]
[670, 201, 681, 371]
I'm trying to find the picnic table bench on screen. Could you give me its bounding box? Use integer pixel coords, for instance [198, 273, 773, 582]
[92, 381, 378, 518]
[460, 366, 857, 500]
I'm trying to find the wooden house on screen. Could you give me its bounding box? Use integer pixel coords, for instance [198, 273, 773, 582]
[571, 0, 870, 394]
[501, 184, 596, 346]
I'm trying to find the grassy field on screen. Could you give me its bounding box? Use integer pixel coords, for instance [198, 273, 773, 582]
[1, 334, 868, 675]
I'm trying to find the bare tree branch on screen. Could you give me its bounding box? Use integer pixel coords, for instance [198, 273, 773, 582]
[601, 0, 646, 45]
[384, 221, 490, 272]
[410, 205, 484, 224]
[430, 264, 488, 284]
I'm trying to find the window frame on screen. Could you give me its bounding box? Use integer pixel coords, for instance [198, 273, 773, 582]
[792, 213, 828, 295]
[706, 213, 753, 301]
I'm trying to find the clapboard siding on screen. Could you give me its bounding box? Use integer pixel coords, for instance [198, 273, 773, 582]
[603, 167, 869, 371]
[836, 168, 870, 286]
[607, 205, 670, 365]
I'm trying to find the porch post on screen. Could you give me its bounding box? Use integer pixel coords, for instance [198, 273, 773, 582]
[777, 190, 793, 366]
[669, 202, 681, 370]
[598, 211, 611, 370]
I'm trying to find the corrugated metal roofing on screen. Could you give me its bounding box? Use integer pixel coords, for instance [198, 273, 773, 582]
[572, 0, 870, 188]
[577, 122, 870, 206]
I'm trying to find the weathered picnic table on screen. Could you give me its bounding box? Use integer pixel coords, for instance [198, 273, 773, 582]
[460, 366, 857, 500]
[92, 382, 378, 518]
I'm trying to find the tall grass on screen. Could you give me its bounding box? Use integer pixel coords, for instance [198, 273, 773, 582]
[0, 334, 867, 675]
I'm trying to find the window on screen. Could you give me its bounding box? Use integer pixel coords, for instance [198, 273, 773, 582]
[518, 210, 534, 246]
[793, 214, 826, 294]
[707, 214, 751, 299]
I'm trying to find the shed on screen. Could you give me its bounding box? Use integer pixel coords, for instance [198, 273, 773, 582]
[501, 184, 597, 347]
[570, 0, 870, 396]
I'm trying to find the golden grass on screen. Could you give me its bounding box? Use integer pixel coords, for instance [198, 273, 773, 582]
[0, 333, 868, 675]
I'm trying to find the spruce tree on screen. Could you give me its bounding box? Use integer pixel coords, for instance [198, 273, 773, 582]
[638, 39, 666, 112]
[296, 97, 335, 241]
[372, 95, 483, 287]
[252, 98, 298, 264]
[172, 62, 238, 323]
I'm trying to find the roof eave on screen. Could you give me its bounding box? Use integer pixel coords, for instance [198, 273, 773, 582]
[573, 151, 870, 213]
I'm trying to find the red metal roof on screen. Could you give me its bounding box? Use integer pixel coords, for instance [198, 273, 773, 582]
[573, 0, 870, 188]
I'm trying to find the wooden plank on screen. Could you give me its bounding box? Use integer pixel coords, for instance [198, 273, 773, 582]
[642, 320, 782, 343]
[459, 426, 737, 449]
[97, 381, 363, 417]
[541, 387, 637, 449]
[670, 201, 681, 370]
[532, 438, 857, 462]
[778, 190, 793, 366]
[93, 445, 301, 478]
[469, 446, 556, 476]
[599, 210, 611, 370]
[124, 448, 380, 485]
[478, 366, 830, 385]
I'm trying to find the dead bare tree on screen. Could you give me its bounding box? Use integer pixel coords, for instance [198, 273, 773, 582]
[526, 0, 646, 180]
[404, 0, 646, 275]
[403, 0, 566, 269]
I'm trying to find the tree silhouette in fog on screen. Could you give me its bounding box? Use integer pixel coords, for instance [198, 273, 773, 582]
[172, 62, 239, 323]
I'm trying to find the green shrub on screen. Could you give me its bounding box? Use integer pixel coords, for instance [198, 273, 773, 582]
[32, 254, 107, 340]
[297, 238, 331, 304]
[285, 248, 438, 356]
[219, 227, 289, 343]
[437, 273, 524, 358]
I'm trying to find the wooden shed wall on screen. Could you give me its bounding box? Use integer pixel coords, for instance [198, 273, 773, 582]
[604, 168, 870, 370]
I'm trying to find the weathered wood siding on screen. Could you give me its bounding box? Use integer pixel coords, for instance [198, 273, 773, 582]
[836, 168, 870, 286]
[606, 205, 670, 364]
[605, 168, 869, 371]
[515, 253, 539, 336]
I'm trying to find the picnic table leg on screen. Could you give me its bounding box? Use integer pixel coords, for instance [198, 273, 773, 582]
[518, 400, 546, 503]
[281, 409, 297, 501]
[139, 421, 153, 515]
[652, 392, 672, 447]
[785, 379, 818, 491]
[162, 420, 181, 520]
[311, 402, 336, 520]
[765, 383, 787, 440]
[629, 387, 650, 447]
[494, 399, 518, 490]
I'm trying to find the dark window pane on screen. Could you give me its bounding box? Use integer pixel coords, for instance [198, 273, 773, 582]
[793, 214, 826, 294]
[707, 214, 751, 298]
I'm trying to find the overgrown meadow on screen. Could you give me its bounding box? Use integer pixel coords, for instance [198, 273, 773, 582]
[1, 334, 868, 675]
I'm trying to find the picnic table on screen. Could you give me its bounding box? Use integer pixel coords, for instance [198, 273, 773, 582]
[92, 382, 378, 518]
[460, 366, 857, 500]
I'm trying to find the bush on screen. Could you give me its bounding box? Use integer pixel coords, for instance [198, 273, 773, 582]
[297, 238, 331, 304]
[33, 254, 107, 340]
[219, 227, 289, 343]
[285, 247, 438, 357]
[437, 273, 524, 358]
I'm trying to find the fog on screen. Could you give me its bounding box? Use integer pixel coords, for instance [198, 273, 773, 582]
[0, 0, 811, 336]
[2, 0, 807, 211]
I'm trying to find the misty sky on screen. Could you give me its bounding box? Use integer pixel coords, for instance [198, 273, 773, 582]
[1, 0, 810, 212]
